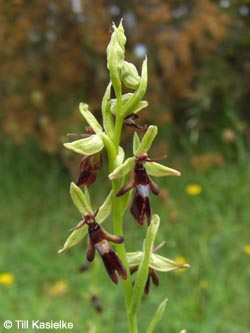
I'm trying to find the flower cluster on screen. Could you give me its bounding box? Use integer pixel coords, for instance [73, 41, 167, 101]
[59, 21, 188, 333]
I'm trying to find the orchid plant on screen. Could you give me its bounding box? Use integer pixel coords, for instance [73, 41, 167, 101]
[59, 21, 189, 333]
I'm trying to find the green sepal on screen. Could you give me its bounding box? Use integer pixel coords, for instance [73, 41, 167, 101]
[64, 134, 104, 155]
[107, 20, 126, 96]
[122, 58, 148, 118]
[58, 222, 88, 254]
[110, 93, 148, 115]
[145, 162, 181, 177]
[127, 251, 143, 267]
[121, 61, 140, 89]
[79, 103, 103, 135]
[134, 125, 158, 156]
[150, 253, 190, 272]
[133, 132, 140, 155]
[129, 215, 160, 316]
[127, 252, 189, 272]
[146, 298, 168, 333]
[70, 182, 93, 215]
[95, 190, 113, 223]
[108, 157, 134, 180]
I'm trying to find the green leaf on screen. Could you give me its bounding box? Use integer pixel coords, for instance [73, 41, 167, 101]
[58, 222, 88, 253]
[79, 103, 103, 135]
[129, 215, 160, 316]
[70, 182, 93, 215]
[108, 157, 134, 180]
[64, 134, 104, 155]
[145, 162, 181, 177]
[146, 298, 168, 333]
[134, 125, 158, 156]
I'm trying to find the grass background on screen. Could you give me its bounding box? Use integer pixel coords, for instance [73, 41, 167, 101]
[0, 143, 249, 333]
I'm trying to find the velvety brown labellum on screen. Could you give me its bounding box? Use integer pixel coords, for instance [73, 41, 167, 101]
[116, 155, 159, 225]
[77, 153, 103, 188]
[84, 213, 127, 284]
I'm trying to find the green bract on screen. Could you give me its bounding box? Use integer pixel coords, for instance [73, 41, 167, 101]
[129, 215, 160, 316]
[146, 298, 168, 333]
[122, 58, 148, 117]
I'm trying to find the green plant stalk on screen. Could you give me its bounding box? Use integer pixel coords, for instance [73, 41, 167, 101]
[107, 90, 138, 333]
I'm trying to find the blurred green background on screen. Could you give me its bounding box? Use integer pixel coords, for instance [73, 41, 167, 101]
[0, 1, 249, 332]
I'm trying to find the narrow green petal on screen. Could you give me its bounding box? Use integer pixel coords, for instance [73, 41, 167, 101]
[146, 298, 168, 333]
[64, 134, 104, 155]
[145, 162, 181, 177]
[134, 125, 158, 156]
[70, 182, 93, 215]
[108, 157, 134, 180]
[149, 253, 190, 272]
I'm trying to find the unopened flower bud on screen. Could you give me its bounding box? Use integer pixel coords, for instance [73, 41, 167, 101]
[121, 61, 140, 89]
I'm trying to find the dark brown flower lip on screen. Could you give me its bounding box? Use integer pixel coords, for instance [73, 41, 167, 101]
[73, 212, 127, 284]
[76, 153, 103, 188]
[116, 154, 162, 225]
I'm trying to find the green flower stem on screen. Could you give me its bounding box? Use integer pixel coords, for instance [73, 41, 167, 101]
[113, 94, 124, 150]
[112, 179, 137, 333]
[107, 89, 137, 333]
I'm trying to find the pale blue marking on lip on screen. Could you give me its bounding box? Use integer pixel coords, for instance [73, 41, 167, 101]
[137, 184, 150, 197]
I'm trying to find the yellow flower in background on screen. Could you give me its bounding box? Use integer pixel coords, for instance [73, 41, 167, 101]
[0, 272, 15, 286]
[48, 280, 68, 296]
[173, 256, 189, 274]
[199, 279, 210, 289]
[243, 244, 250, 256]
[185, 184, 202, 196]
